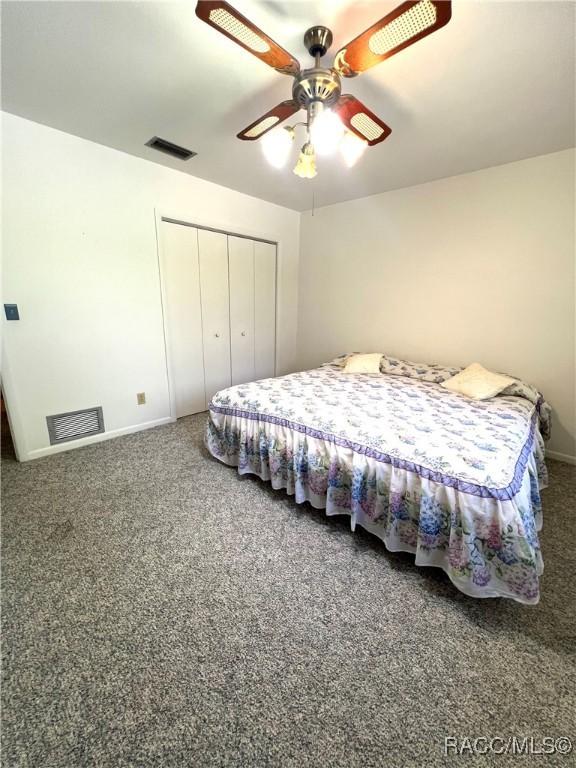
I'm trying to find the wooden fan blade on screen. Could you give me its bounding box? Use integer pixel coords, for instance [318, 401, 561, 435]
[333, 0, 451, 77]
[237, 100, 300, 141]
[333, 95, 392, 146]
[195, 1, 300, 76]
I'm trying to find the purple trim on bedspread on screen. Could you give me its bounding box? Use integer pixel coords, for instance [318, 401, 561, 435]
[209, 403, 541, 501]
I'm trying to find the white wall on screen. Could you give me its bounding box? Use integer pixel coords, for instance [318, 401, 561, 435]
[1, 113, 300, 460]
[298, 150, 576, 460]
[3, 113, 574, 462]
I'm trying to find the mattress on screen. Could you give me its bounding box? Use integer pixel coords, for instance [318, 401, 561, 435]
[206, 358, 551, 604]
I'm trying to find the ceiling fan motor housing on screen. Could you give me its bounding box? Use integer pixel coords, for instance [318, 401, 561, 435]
[292, 67, 341, 110]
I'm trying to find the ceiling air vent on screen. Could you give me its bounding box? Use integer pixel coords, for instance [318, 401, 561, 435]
[46, 407, 105, 446]
[145, 136, 197, 160]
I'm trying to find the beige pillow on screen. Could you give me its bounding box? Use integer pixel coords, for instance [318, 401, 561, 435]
[441, 363, 515, 400]
[343, 353, 382, 374]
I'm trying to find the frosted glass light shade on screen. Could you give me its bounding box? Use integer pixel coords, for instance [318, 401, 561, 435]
[309, 109, 344, 156]
[339, 130, 368, 167]
[293, 142, 317, 179]
[261, 126, 294, 168]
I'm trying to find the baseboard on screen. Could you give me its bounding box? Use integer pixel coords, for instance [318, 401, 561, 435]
[22, 416, 176, 462]
[18, 418, 575, 466]
[546, 450, 576, 466]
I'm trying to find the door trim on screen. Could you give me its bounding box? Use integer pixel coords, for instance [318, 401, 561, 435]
[161, 216, 276, 246]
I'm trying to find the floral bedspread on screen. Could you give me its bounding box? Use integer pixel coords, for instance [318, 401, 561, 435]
[206, 359, 550, 604]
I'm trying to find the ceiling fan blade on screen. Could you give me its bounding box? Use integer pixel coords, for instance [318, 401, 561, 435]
[333, 0, 451, 77]
[195, 1, 300, 76]
[333, 95, 392, 146]
[237, 100, 300, 141]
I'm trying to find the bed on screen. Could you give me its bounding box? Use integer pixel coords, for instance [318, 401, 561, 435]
[206, 355, 551, 604]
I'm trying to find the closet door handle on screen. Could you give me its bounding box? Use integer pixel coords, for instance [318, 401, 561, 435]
[241, 332, 246, 337]
[214, 333, 220, 338]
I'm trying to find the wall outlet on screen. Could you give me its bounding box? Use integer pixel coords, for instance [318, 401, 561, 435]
[136, 392, 146, 405]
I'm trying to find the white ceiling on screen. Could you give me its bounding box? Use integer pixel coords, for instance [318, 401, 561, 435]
[2, 1, 575, 211]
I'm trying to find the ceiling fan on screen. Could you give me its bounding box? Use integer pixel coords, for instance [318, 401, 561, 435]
[195, 0, 452, 178]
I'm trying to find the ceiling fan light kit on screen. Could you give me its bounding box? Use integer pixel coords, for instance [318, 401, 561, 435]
[339, 131, 368, 168]
[309, 106, 345, 157]
[195, 0, 452, 179]
[261, 125, 295, 169]
[293, 142, 317, 179]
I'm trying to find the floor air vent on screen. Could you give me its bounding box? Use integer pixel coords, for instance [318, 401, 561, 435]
[46, 407, 105, 445]
[145, 136, 197, 160]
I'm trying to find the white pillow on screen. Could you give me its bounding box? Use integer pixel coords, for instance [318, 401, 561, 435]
[343, 353, 382, 374]
[441, 363, 515, 400]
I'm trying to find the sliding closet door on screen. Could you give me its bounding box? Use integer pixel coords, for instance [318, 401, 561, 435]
[161, 222, 206, 417]
[228, 236, 255, 386]
[198, 229, 231, 407]
[254, 241, 277, 380]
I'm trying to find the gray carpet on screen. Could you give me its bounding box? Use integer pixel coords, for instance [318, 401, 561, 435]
[2, 413, 575, 768]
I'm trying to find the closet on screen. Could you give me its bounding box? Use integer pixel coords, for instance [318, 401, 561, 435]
[160, 220, 277, 418]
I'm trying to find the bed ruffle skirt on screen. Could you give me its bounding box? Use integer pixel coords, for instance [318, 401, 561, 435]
[206, 410, 547, 605]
